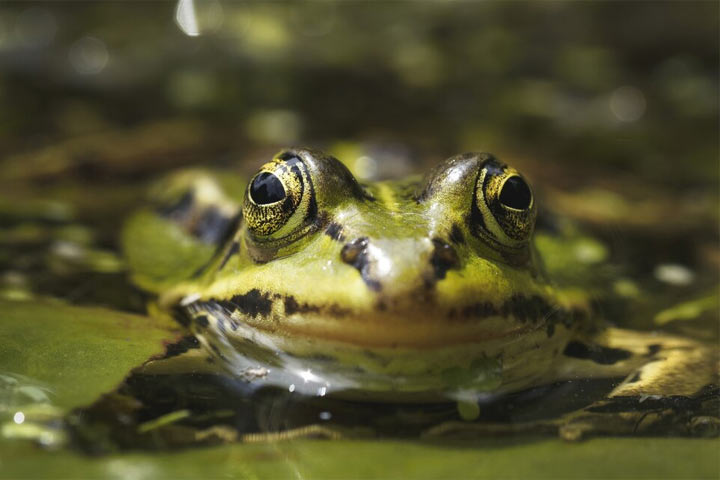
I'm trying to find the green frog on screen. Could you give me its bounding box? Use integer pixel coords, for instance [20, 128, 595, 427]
[122, 148, 717, 424]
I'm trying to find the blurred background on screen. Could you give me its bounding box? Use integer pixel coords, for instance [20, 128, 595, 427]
[0, 2, 718, 467]
[0, 2, 716, 175]
[0, 1, 717, 329]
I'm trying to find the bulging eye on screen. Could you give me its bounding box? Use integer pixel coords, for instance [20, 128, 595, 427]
[242, 152, 315, 239]
[473, 160, 537, 249]
[249, 172, 286, 205]
[499, 175, 532, 210]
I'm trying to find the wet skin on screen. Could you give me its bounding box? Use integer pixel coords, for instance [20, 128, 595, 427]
[123, 148, 717, 403]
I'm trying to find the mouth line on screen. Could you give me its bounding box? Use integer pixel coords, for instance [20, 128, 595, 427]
[203, 306, 543, 349]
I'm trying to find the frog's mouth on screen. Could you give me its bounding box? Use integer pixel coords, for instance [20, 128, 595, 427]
[187, 285, 574, 349]
[185, 300, 573, 401]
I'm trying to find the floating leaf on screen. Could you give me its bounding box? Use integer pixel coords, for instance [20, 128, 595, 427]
[0, 299, 180, 411]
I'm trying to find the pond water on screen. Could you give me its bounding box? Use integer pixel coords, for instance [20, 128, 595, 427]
[0, 2, 718, 478]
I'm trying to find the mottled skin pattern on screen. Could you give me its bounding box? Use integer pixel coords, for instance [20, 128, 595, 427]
[124, 148, 717, 404]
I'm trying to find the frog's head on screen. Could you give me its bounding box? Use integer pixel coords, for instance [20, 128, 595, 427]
[193, 148, 560, 350]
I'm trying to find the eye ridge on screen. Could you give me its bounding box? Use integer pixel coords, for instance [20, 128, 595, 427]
[499, 175, 532, 210]
[249, 172, 286, 205]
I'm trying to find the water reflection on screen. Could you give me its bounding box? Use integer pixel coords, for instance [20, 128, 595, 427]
[175, 0, 225, 38]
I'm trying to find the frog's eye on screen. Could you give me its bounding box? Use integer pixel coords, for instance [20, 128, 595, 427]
[242, 153, 316, 239]
[473, 160, 537, 248]
[249, 172, 286, 205]
[499, 176, 532, 210]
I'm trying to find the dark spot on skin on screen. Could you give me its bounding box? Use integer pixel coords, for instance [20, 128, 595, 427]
[501, 295, 556, 323]
[341, 237, 382, 291]
[172, 306, 192, 328]
[200, 295, 348, 325]
[461, 301, 498, 318]
[429, 238, 459, 282]
[191, 211, 243, 279]
[195, 315, 210, 329]
[456, 295, 578, 336]
[324, 222, 345, 242]
[449, 223, 465, 245]
[284, 296, 300, 314]
[646, 344, 662, 356]
[163, 335, 200, 358]
[284, 295, 321, 315]
[460, 295, 573, 324]
[313, 210, 331, 231]
[219, 288, 273, 318]
[218, 241, 240, 270]
[562, 341, 633, 365]
[341, 237, 367, 264]
[192, 207, 232, 244]
[158, 187, 240, 248]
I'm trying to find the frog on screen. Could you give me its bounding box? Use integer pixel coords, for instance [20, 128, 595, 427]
[122, 147, 718, 437]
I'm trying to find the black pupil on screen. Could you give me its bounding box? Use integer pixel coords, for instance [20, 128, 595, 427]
[250, 172, 286, 205]
[499, 176, 531, 210]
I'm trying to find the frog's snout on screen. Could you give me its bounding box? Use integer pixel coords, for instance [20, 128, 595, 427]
[340, 236, 459, 296]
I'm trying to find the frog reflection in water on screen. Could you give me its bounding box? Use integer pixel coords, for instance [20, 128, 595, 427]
[123, 148, 717, 437]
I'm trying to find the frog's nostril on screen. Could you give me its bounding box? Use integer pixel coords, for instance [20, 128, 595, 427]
[430, 238, 459, 281]
[340, 237, 382, 291]
[340, 237, 369, 265]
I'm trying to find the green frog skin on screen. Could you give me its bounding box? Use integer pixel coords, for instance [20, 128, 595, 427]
[123, 148, 717, 404]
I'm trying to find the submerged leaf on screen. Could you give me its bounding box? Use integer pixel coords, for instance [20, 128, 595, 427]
[0, 437, 718, 479]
